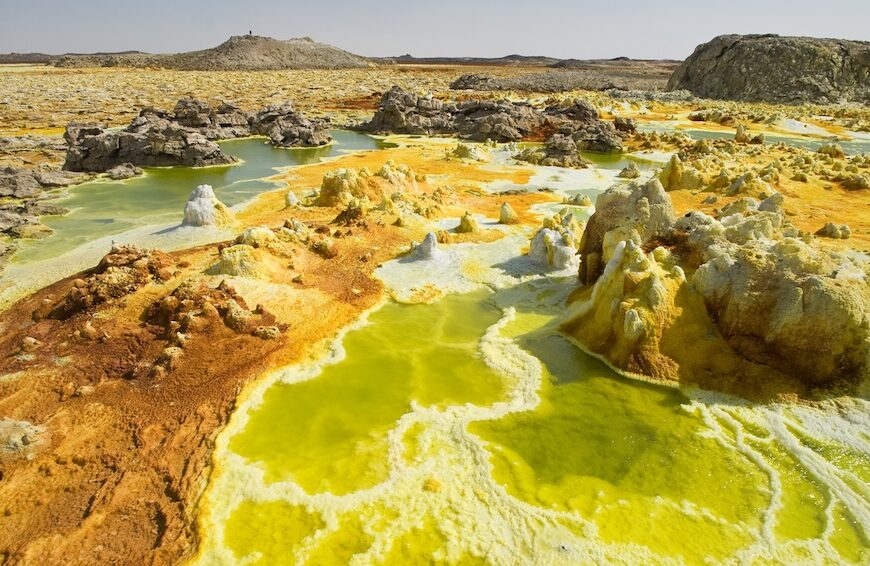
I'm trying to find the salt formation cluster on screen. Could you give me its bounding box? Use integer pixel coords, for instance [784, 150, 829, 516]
[566, 176, 870, 390]
[529, 211, 584, 270]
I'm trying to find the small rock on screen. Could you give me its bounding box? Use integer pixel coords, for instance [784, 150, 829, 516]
[815, 222, 851, 239]
[253, 326, 281, 340]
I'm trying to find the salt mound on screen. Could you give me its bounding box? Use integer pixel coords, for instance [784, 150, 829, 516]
[214, 245, 269, 279]
[499, 203, 519, 225]
[182, 184, 234, 227]
[411, 232, 442, 260]
[285, 190, 300, 208]
[317, 162, 422, 207]
[456, 212, 481, 233]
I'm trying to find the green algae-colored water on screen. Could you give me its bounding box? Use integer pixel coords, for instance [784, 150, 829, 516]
[196, 287, 869, 565]
[12, 130, 386, 264]
[230, 292, 509, 496]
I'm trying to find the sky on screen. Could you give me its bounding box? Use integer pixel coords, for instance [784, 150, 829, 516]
[1, 0, 868, 60]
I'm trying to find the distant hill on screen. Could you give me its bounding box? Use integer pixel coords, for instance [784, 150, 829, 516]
[0, 50, 149, 65]
[51, 36, 373, 70]
[0, 52, 53, 64]
[378, 54, 561, 66]
[550, 57, 681, 71]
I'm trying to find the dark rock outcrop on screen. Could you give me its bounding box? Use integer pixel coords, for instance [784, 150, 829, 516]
[64, 120, 235, 172]
[514, 134, 591, 168]
[63, 98, 332, 172]
[363, 86, 626, 149]
[449, 74, 499, 90]
[667, 34, 870, 103]
[250, 103, 331, 147]
[362, 86, 546, 142]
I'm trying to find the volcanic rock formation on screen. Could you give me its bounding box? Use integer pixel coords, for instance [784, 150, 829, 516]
[63, 99, 332, 172]
[667, 34, 870, 104]
[363, 86, 624, 149]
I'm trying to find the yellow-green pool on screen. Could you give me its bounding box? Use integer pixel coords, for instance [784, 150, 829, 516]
[193, 286, 869, 565]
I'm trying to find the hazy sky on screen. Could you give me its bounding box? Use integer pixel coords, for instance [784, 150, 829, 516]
[1, 0, 868, 59]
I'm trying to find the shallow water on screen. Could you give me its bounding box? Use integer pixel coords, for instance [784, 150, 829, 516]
[195, 283, 869, 565]
[637, 122, 870, 155]
[13, 130, 386, 264]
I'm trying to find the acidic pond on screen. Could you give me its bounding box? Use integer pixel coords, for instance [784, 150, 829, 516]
[193, 282, 869, 565]
[13, 130, 387, 264]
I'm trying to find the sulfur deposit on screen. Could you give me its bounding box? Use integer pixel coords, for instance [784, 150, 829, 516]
[566, 177, 870, 395]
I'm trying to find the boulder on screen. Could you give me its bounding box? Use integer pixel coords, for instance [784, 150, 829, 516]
[105, 162, 143, 180]
[450, 74, 499, 90]
[514, 134, 590, 168]
[667, 34, 870, 104]
[618, 161, 640, 179]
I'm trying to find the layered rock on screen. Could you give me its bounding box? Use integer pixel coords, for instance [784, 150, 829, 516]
[1, 166, 87, 198]
[250, 103, 331, 147]
[0, 200, 67, 240]
[565, 178, 870, 393]
[0, 166, 78, 248]
[667, 34, 870, 104]
[172, 98, 252, 139]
